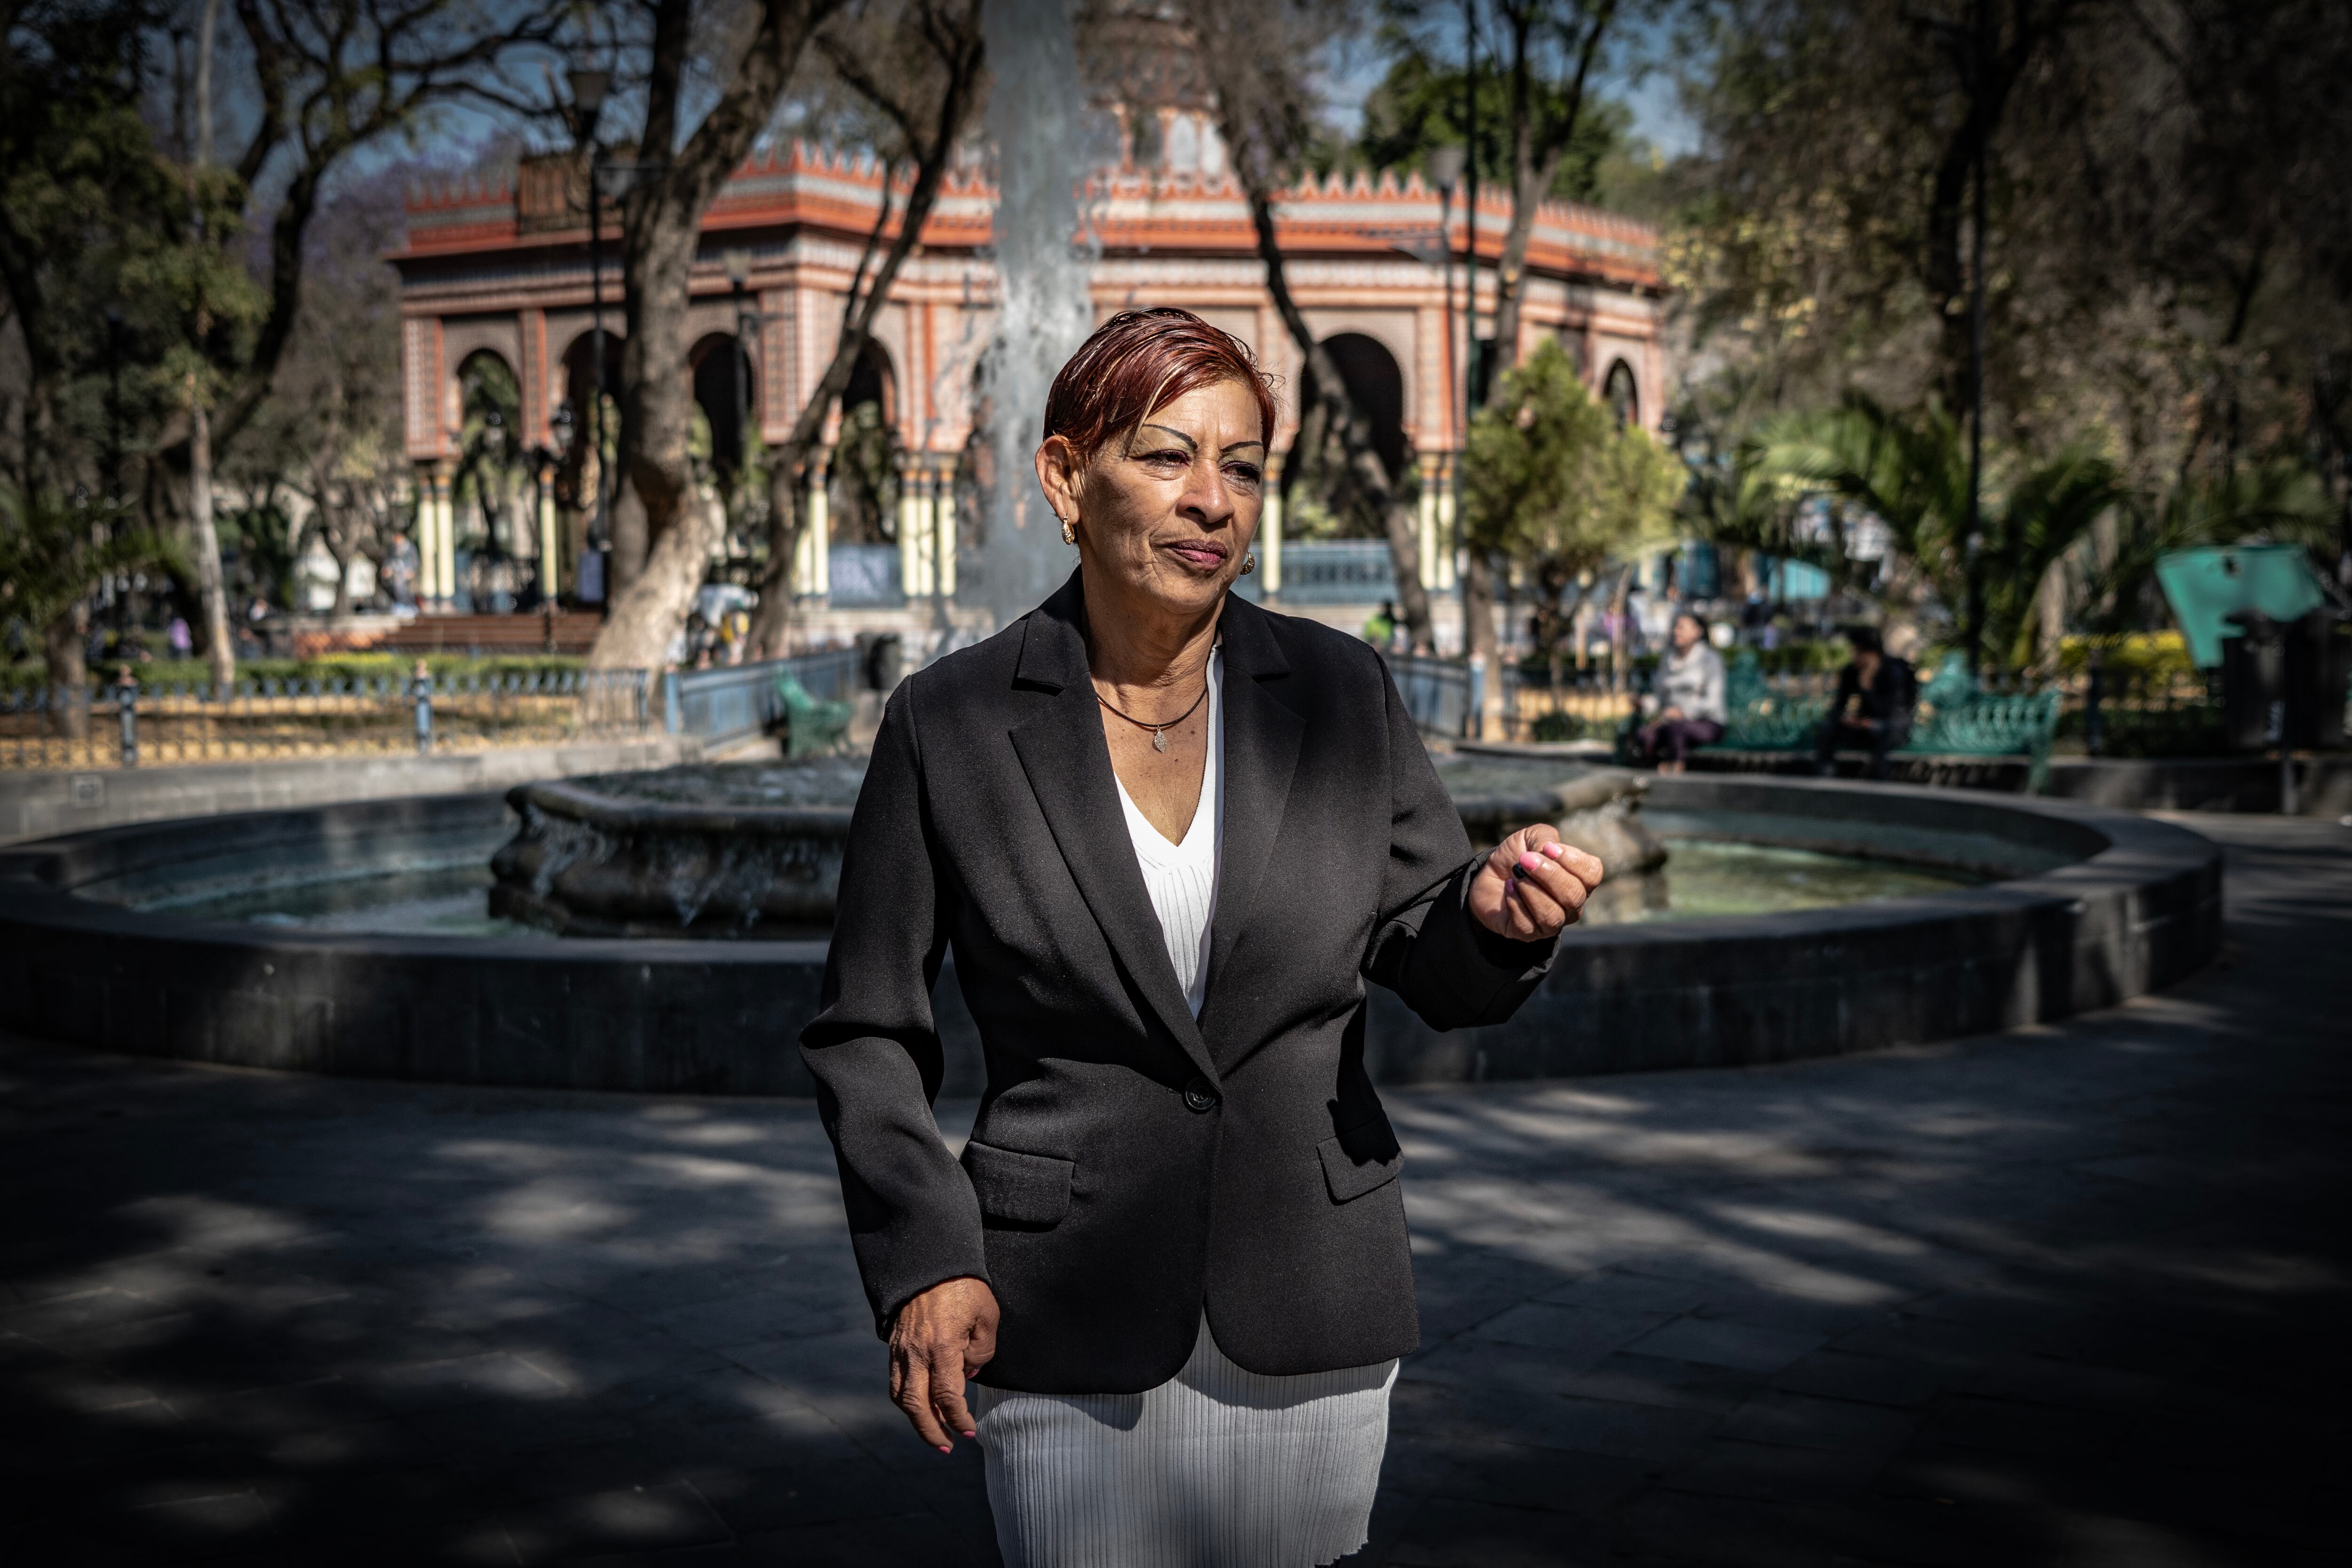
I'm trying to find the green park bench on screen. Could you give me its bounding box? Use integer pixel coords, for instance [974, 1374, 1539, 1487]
[1613, 649, 1826, 763]
[1679, 650, 2060, 791]
[1716, 649, 1831, 750]
[774, 673, 854, 758]
[1895, 654, 2063, 792]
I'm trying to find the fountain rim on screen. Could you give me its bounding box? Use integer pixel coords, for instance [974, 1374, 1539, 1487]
[0, 775, 2222, 1093]
[508, 777, 857, 839]
[1, 774, 2202, 962]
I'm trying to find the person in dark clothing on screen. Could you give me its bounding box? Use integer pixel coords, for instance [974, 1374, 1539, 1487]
[803, 309, 1598, 1566]
[1815, 625, 1915, 780]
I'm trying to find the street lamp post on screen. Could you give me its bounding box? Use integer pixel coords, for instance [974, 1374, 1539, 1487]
[1427, 145, 1466, 660]
[1461, 0, 1481, 413]
[1427, 147, 1464, 448]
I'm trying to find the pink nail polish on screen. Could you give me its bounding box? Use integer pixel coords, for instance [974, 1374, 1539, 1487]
[1518, 852, 1543, 875]
[1540, 841, 1565, 858]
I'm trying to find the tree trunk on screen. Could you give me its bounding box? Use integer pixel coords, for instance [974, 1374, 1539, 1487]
[181, 0, 234, 690]
[1464, 548, 1502, 738]
[1487, 0, 1613, 401]
[1544, 594, 1565, 712]
[187, 394, 235, 687]
[587, 0, 844, 669]
[748, 85, 983, 660]
[589, 489, 727, 671]
[2031, 554, 2067, 673]
[1379, 488, 1433, 651]
[1607, 569, 1632, 693]
[610, 203, 700, 599]
[1239, 189, 1434, 650]
[1487, 149, 1562, 395]
[43, 603, 89, 741]
[747, 471, 807, 658]
[326, 529, 355, 618]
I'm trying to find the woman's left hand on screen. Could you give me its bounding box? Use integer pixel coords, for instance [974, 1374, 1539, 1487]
[1469, 824, 1605, 942]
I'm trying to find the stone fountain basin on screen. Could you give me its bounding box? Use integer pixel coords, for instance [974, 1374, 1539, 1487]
[487, 756, 1661, 939]
[0, 774, 2222, 1094]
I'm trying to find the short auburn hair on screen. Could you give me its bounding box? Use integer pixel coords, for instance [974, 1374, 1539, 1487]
[1042, 307, 1279, 464]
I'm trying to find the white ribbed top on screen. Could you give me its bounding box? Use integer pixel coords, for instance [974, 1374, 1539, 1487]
[1111, 648, 1223, 1017]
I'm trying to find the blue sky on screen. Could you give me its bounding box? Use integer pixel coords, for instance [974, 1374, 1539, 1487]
[1316, 8, 1700, 157]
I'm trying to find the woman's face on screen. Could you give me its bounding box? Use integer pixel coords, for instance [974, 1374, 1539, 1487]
[1672, 614, 1703, 652]
[1039, 378, 1266, 622]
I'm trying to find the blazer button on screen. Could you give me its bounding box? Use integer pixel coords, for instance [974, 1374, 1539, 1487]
[1183, 1077, 1219, 1113]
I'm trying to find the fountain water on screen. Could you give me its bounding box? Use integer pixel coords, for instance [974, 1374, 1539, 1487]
[473, 8, 1117, 940]
[975, 0, 1110, 627]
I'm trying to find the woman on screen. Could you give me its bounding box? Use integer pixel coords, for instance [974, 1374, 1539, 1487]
[803, 309, 1603, 1568]
[1637, 610, 1726, 774]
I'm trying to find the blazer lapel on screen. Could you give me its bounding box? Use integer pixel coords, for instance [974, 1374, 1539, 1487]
[1007, 577, 1221, 1087]
[1200, 597, 1301, 1021]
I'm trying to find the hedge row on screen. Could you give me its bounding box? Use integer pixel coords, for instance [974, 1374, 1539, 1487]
[1, 653, 588, 693]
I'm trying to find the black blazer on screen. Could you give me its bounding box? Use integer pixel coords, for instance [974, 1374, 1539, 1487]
[802, 573, 1558, 1395]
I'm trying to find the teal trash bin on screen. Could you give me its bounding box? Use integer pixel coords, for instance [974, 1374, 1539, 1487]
[2156, 546, 2342, 753]
[2153, 545, 2325, 669]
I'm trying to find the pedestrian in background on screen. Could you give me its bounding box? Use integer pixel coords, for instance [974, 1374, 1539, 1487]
[1815, 625, 1915, 781]
[1637, 610, 1726, 774]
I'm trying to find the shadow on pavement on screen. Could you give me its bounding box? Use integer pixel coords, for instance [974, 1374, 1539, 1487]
[0, 817, 2343, 1566]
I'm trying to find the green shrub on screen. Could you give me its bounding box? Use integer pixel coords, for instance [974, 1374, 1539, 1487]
[1527, 710, 1591, 742]
[2, 653, 586, 693]
[2055, 631, 2196, 686]
[2057, 702, 2226, 759]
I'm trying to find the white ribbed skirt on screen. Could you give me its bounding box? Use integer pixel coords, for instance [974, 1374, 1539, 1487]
[969, 1319, 1397, 1568]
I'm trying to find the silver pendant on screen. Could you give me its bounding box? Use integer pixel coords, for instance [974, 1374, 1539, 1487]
[1152, 728, 1168, 753]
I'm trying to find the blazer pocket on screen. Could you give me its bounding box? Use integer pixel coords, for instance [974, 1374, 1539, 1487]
[962, 1139, 1074, 1226]
[1318, 1116, 1405, 1203]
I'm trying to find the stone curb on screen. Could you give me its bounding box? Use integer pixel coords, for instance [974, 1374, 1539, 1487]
[0, 776, 2221, 1094]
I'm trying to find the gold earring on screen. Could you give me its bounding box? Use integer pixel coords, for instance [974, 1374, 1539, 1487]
[1060, 516, 1078, 546]
[1240, 552, 1257, 575]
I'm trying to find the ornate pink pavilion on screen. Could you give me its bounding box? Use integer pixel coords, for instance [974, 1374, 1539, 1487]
[392, 139, 1666, 633]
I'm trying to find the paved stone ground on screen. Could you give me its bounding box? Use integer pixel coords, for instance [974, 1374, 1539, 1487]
[1, 814, 2344, 1567]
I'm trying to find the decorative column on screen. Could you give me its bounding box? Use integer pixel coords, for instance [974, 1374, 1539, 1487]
[520, 310, 551, 448]
[795, 453, 831, 598]
[1260, 454, 1284, 596]
[537, 481, 560, 593]
[899, 467, 932, 599]
[413, 465, 437, 608]
[434, 474, 459, 606]
[932, 459, 958, 599]
[416, 464, 447, 609]
[1432, 453, 1458, 592]
[1416, 454, 1443, 595]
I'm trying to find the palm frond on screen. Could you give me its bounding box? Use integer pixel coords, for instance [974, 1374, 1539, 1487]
[0, 484, 181, 638]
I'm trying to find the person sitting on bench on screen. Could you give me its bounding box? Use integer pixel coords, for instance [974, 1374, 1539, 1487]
[1637, 611, 1726, 774]
[1815, 625, 1915, 781]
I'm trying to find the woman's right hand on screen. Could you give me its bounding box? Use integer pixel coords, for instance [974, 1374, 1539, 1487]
[889, 1275, 1001, 1452]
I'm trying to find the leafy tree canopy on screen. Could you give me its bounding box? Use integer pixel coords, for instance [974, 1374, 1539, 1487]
[1463, 338, 1683, 584]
